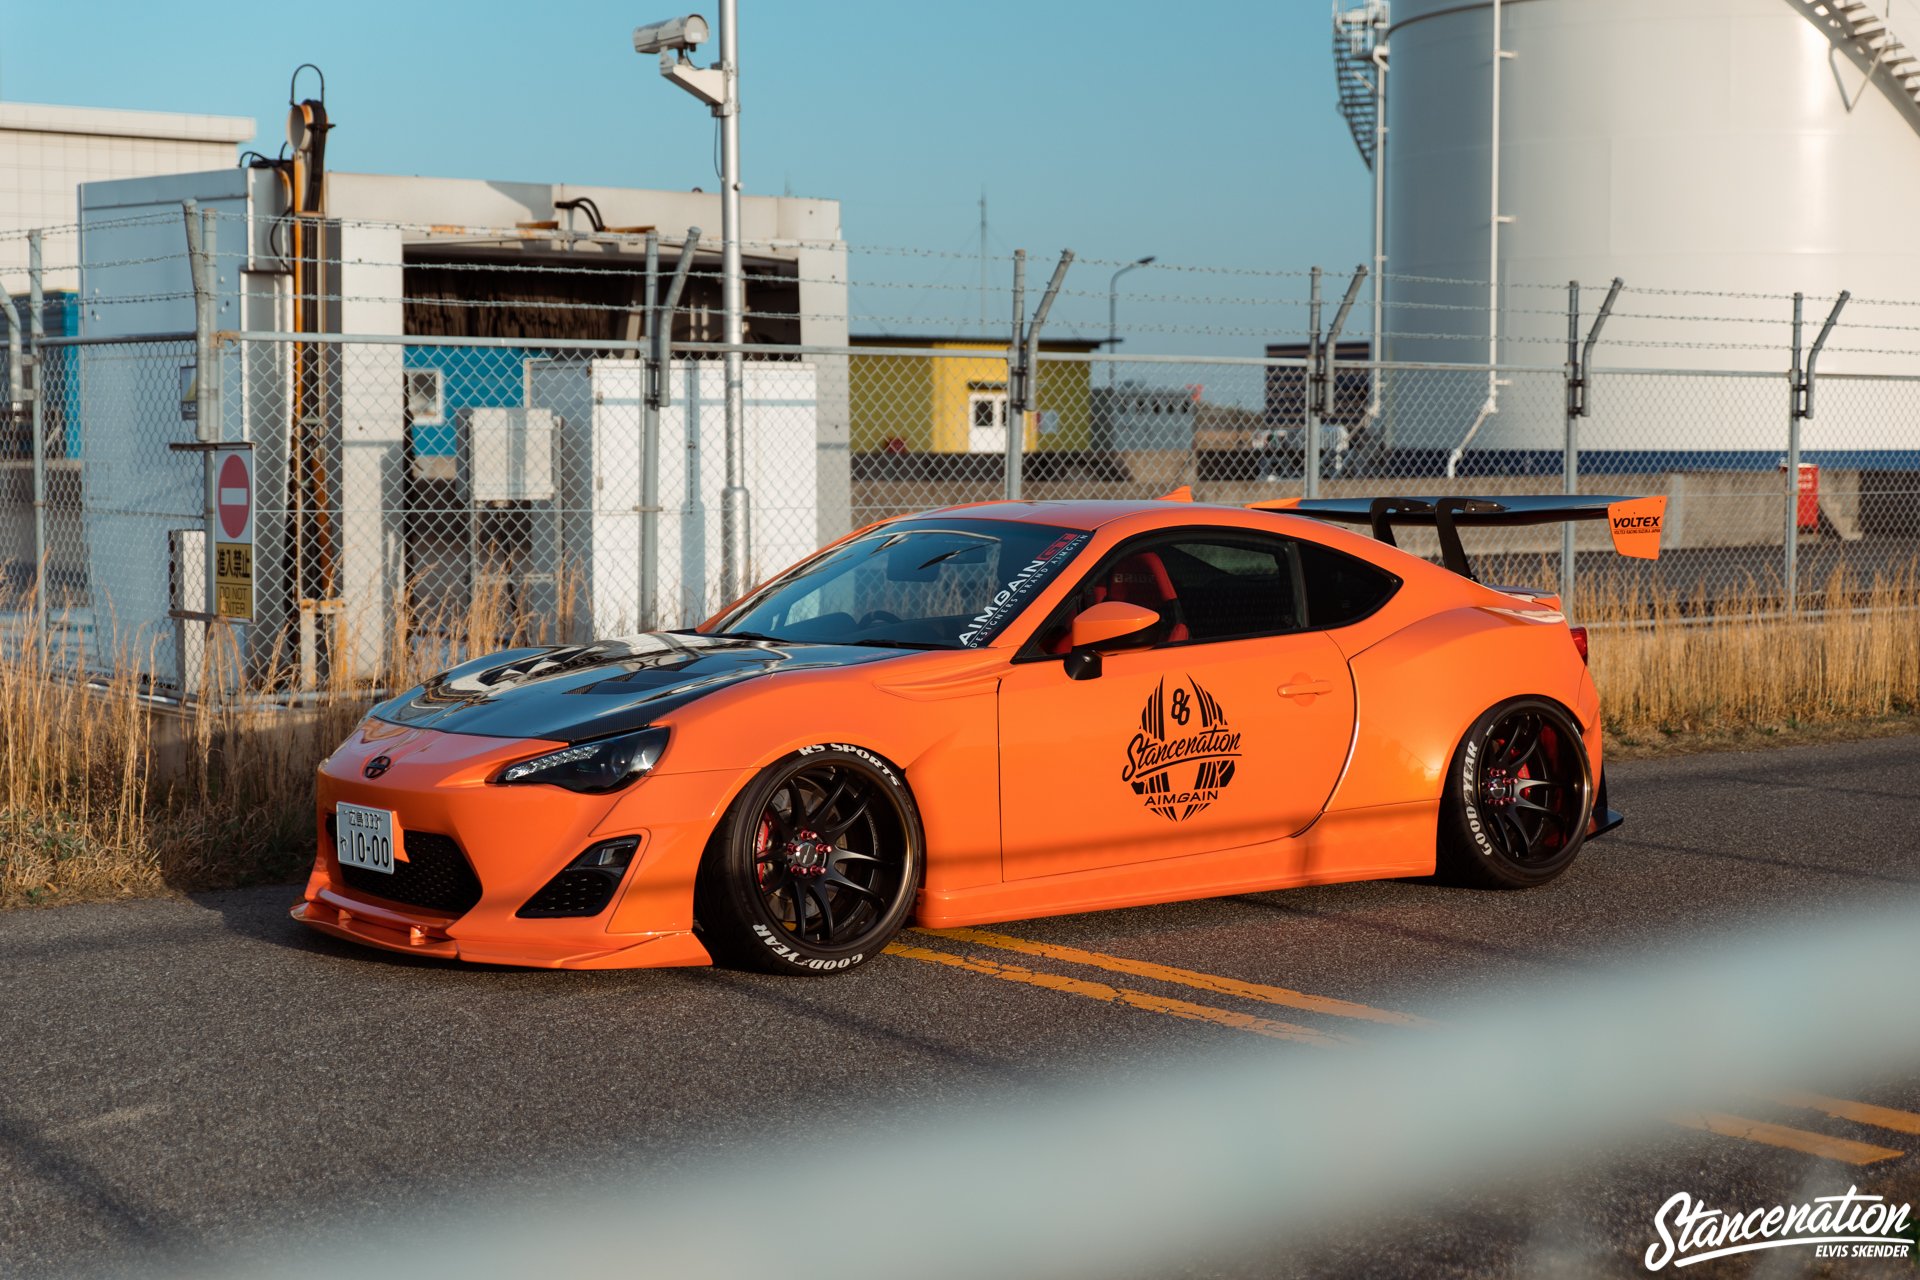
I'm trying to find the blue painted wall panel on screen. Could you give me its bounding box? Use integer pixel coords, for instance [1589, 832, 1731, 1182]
[403, 344, 531, 458]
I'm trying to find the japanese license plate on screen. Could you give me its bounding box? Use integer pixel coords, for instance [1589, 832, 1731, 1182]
[335, 802, 398, 875]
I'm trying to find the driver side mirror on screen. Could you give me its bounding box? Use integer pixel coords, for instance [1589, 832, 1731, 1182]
[1062, 601, 1162, 681]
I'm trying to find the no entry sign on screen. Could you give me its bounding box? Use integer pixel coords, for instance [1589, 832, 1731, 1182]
[213, 445, 254, 621]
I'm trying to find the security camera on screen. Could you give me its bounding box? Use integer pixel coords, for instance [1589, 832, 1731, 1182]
[633, 15, 709, 55]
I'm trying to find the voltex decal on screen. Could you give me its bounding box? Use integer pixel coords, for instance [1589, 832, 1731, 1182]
[1121, 676, 1242, 822]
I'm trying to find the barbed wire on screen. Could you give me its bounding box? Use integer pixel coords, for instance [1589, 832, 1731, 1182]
[1621, 283, 1841, 304]
[1363, 270, 1569, 291]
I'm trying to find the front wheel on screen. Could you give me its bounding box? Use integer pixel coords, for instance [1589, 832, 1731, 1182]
[695, 746, 923, 974]
[1437, 698, 1594, 889]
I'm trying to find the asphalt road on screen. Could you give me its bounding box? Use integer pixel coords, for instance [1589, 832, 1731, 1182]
[5, 735, 1920, 1278]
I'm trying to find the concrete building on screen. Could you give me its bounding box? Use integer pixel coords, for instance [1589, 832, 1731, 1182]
[66, 160, 847, 682]
[1090, 382, 1200, 453]
[0, 102, 254, 286]
[849, 335, 1098, 456]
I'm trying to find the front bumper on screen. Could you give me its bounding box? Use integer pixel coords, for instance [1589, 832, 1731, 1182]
[297, 720, 740, 970]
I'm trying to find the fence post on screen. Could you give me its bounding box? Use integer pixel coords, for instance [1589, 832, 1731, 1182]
[27, 230, 46, 645]
[1559, 276, 1621, 615]
[647, 227, 699, 628]
[1320, 266, 1367, 482]
[1006, 250, 1025, 500]
[1786, 293, 1803, 615]
[1562, 282, 1581, 608]
[181, 202, 217, 692]
[3, 264, 22, 593]
[1027, 252, 1073, 478]
[1304, 267, 1323, 499]
[1786, 290, 1850, 613]
[641, 231, 660, 630]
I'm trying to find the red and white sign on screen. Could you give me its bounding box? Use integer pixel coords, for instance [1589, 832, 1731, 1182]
[218, 450, 252, 541]
[213, 445, 254, 621]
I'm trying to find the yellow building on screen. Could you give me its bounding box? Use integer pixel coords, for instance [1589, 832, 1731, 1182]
[850, 335, 1098, 455]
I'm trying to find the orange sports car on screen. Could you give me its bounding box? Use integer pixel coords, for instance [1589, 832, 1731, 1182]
[295, 492, 1665, 975]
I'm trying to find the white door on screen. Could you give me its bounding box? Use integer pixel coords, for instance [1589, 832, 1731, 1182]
[967, 391, 1009, 453]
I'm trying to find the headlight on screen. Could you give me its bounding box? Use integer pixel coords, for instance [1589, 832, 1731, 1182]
[494, 727, 669, 794]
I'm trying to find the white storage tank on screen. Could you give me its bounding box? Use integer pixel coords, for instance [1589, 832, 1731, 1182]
[1381, 0, 1920, 456]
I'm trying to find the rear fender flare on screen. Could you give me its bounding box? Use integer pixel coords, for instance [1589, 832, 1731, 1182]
[1328, 607, 1593, 811]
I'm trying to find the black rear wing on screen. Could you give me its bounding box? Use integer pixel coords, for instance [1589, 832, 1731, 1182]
[1246, 494, 1667, 583]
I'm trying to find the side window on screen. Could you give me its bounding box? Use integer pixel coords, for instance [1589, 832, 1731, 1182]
[1157, 537, 1301, 642]
[1296, 539, 1399, 628]
[1030, 531, 1304, 653]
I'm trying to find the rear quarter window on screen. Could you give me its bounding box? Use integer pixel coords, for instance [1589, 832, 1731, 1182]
[1297, 539, 1399, 628]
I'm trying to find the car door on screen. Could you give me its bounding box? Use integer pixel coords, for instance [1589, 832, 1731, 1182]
[997, 530, 1358, 882]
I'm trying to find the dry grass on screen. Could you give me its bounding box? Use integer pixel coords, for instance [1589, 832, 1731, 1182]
[1585, 561, 1920, 738]
[2, 561, 1917, 909]
[0, 576, 579, 909]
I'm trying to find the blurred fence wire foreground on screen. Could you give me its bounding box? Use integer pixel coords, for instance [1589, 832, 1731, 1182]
[3, 208, 1918, 693]
[178, 902, 1920, 1280]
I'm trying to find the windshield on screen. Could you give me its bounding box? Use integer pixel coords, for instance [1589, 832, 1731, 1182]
[710, 519, 1091, 650]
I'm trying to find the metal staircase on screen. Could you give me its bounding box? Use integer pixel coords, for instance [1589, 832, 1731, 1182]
[1333, 0, 1391, 169]
[1805, 1, 1920, 111]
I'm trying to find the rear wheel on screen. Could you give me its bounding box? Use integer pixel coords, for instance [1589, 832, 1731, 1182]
[695, 746, 923, 974]
[1437, 698, 1594, 889]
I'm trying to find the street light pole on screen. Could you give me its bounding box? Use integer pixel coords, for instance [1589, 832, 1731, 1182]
[1106, 256, 1154, 388]
[641, 7, 749, 606]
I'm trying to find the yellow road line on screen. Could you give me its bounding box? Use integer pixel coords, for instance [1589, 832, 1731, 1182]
[1669, 1111, 1905, 1166]
[1758, 1090, 1920, 1137]
[898, 930, 1910, 1166]
[884, 942, 1354, 1048]
[920, 927, 1433, 1028]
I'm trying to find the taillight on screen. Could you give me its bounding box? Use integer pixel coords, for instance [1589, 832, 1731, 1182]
[1569, 626, 1589, 663]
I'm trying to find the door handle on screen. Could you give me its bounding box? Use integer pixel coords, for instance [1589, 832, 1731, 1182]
[1277, 677, 1333, 700]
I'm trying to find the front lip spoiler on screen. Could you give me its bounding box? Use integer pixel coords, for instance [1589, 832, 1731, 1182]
[291, 896, 713, 970]
[296, 892, 459, 956]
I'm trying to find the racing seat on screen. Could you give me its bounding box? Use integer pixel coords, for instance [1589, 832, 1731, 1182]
[1045, 551, 1188, 653]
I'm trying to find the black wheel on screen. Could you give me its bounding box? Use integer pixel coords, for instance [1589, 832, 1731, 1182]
[1437, 698, 1594, 889]
[695, 745, 923, 974]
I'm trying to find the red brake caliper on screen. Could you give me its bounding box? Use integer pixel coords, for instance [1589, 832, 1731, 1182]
[754, 816, 775, 888]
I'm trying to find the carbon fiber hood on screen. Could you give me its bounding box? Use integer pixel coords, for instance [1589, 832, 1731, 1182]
[370, 633, 903, 743]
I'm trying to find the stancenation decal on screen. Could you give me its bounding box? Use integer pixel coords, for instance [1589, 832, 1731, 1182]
[957, 532, 1091, 647]
[1121, 676, 1243, 822]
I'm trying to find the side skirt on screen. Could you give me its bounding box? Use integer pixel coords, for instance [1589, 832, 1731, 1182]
[916, 801, 1437, 929]
[1588, 770, 1625, 840]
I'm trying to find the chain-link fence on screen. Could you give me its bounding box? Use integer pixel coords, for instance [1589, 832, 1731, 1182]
[4, 209, 1919, 691]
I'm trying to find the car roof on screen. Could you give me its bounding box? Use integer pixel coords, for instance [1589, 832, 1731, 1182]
[908, 499, 1214, 531]
[903, 498, 1464, 592]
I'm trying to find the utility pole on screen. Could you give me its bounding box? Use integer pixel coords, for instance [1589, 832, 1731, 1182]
[980, 189, 989, 330]
[715, 0, 747, 604]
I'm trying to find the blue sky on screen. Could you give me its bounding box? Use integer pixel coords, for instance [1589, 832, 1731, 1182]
[0, 0, 1372, 351]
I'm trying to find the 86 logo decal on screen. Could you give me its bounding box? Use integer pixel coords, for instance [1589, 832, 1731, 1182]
[1121, 676, 1243, 822]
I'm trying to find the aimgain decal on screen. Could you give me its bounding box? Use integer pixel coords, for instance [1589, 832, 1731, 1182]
[1121, 675, 1242, 822]
[957, 532, 1090, 647]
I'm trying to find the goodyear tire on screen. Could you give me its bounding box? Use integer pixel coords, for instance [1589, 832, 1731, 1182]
[1437, 698, 1594, 889]
[695, 745, 924, 975]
